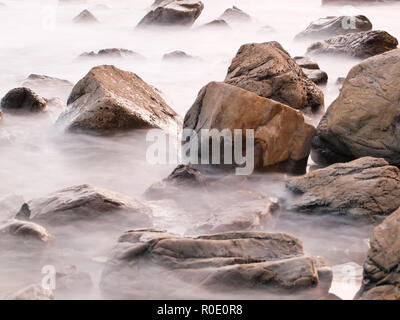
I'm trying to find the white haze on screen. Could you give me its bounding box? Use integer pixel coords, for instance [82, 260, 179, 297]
[0, 0, 399, 300]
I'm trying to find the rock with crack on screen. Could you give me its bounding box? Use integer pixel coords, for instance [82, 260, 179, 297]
[306, 30, 398, 59]
[356, 207, 400, 300]
[56, 65, 181, 134]
[137, 0, 204, 28]
[224, 41, 324, 115]
[1, 87, 47, 114]
[183, 81, 316, 174]
[73, 9, 99, 24]
[100, 229, 332, 299]
[286, 157, 400, 221]
[311, 49, 400, 166]
[295, 15, 372, 41]
[15, 184, 153, 228]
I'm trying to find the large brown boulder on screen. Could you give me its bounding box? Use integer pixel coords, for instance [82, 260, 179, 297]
[183, 81, 316, 174]
[137, 0, 204, 28]
[15, 184, 153, 227]
[286, 157, 400, 221]
[1, 87, 47, 114]
[306, 30, 398, 59]
[56, 65, 181, 133]
[224, 42, 324, 115]
[295, 15, 372, 40]
[357, 207, 400, 300]
[100, 229, 332, 299]
[312, 49, 400, 166]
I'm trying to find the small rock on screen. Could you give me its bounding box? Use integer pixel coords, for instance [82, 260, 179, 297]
[162, 50, 196, 61]
[73, 9, 99, 24]
[219, 6, 251, 23]
[294, 56, 320, 69]
[302, 68, 328, 85]
[79, 48, 144, 59]
[1, 87, 46, 114]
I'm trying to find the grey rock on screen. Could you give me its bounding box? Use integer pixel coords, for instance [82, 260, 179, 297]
[219, 6, 251, 23]
[73, 9, 99, 24]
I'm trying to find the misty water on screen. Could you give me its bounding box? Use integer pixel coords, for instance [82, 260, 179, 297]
[1, 0, 399, 300]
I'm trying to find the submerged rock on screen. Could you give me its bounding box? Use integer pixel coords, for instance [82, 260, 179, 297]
[295, 15, 372, 40]
[307, 30, 398, 59]
[357, 207, 400, 300]
[162, 50, 196, 61]
[199, 19, 230, 30]
[1, 87, 47, 114]
[0, 220, 52, 244]
[183, 81, 316, 174]
[21, 74, 73, 100]
[73, 9, 99, 24]
[219, 6, 251, 23]
[79, 48, 144, 59]
[137, 0, 204, 28]
[15, 184, 153, 227]
[56, 65, 181, 133]
[100, 229, 332, 299]
[312, 49, 400, 166]
[225, 41, 324, 115]
[286, 157, 400, 220]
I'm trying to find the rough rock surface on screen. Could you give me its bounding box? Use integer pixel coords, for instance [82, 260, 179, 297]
[224, 41, 324, 114]
[357, 207, 400, 300]
[137, 0, 204, 28]
[15, 184, 153, 227]
[1, 87, 47, 113]
[295, 15, 372, 40]
[73, 9, 99, 24]
[286, 157, 400, 220]
[183, 81, 316, 173]
[56, 65, 181, 133]
[312, 49, 400, 166]
[100, 229, 332, 299]
[21, 74, 73, 100]
[219, 6, 251, 23]
[306, 30, 398, 59]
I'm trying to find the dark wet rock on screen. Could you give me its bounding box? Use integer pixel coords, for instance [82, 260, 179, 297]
[0, 220, 52, 243]
[225, 41, 324, 115]
[73, 9, 99, 24]
[357, 207, 400, 300]
[286, 157, 400, 221]
[79, 48, 144, 59]
[4, 284, 53, 300]
[294, 56, 320, 69]
[137, 0, 204, 28]
[1, 87, 46, 114]
[312, 49, 400, 166]
[162, 50, 196, 61]
[100, 229, 332, 299]
[56, 65, 181, 133]
[302, 69, 328, 85]
[15, 184, 153, 227]
[306, 30, 398, 59]
[295, 15, 372, 41]
[21, 74, 73, 100]
[219, 6, 251, 23]
[183, 81, 316, 174]
[199, 19, 230, 30]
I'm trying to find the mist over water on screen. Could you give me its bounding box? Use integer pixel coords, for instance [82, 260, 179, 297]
[0, 0, 399, 300]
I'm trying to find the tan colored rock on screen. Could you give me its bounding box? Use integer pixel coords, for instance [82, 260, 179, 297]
[0, 220, 52, 243]
[286, 157, 400, 220]
[357, 207, 400, 300]
[224, 41, 324, 115]
[56, 65, 181, 133]
[183, 81, 316, 173]
[100, 230, 332, 299]
[312, 49, 400, 166]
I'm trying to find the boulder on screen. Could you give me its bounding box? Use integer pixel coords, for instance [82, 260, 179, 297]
[100, 229, 332, 299]
[295, 15, 372, 41]
[302, 69, 328, 85]
[219, 6, 251, 23]
[21, 74, 73, 100]
[312, 49, 400, 166]
[1, 87, 46, 114]
[286, 157, 400, 220]
[357, 207, 400, 300]
[56, 65, 181, 133]
[136, 0, 204, 28]
[306, 30, 398, 59]
[73, 9, 99, 24]
[183, 81, 316, 174]
[15, 184, 153, 227]
[224, 41, 324, 115]
[0, 220, 52, 244]
[79, 48, 144, 59]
